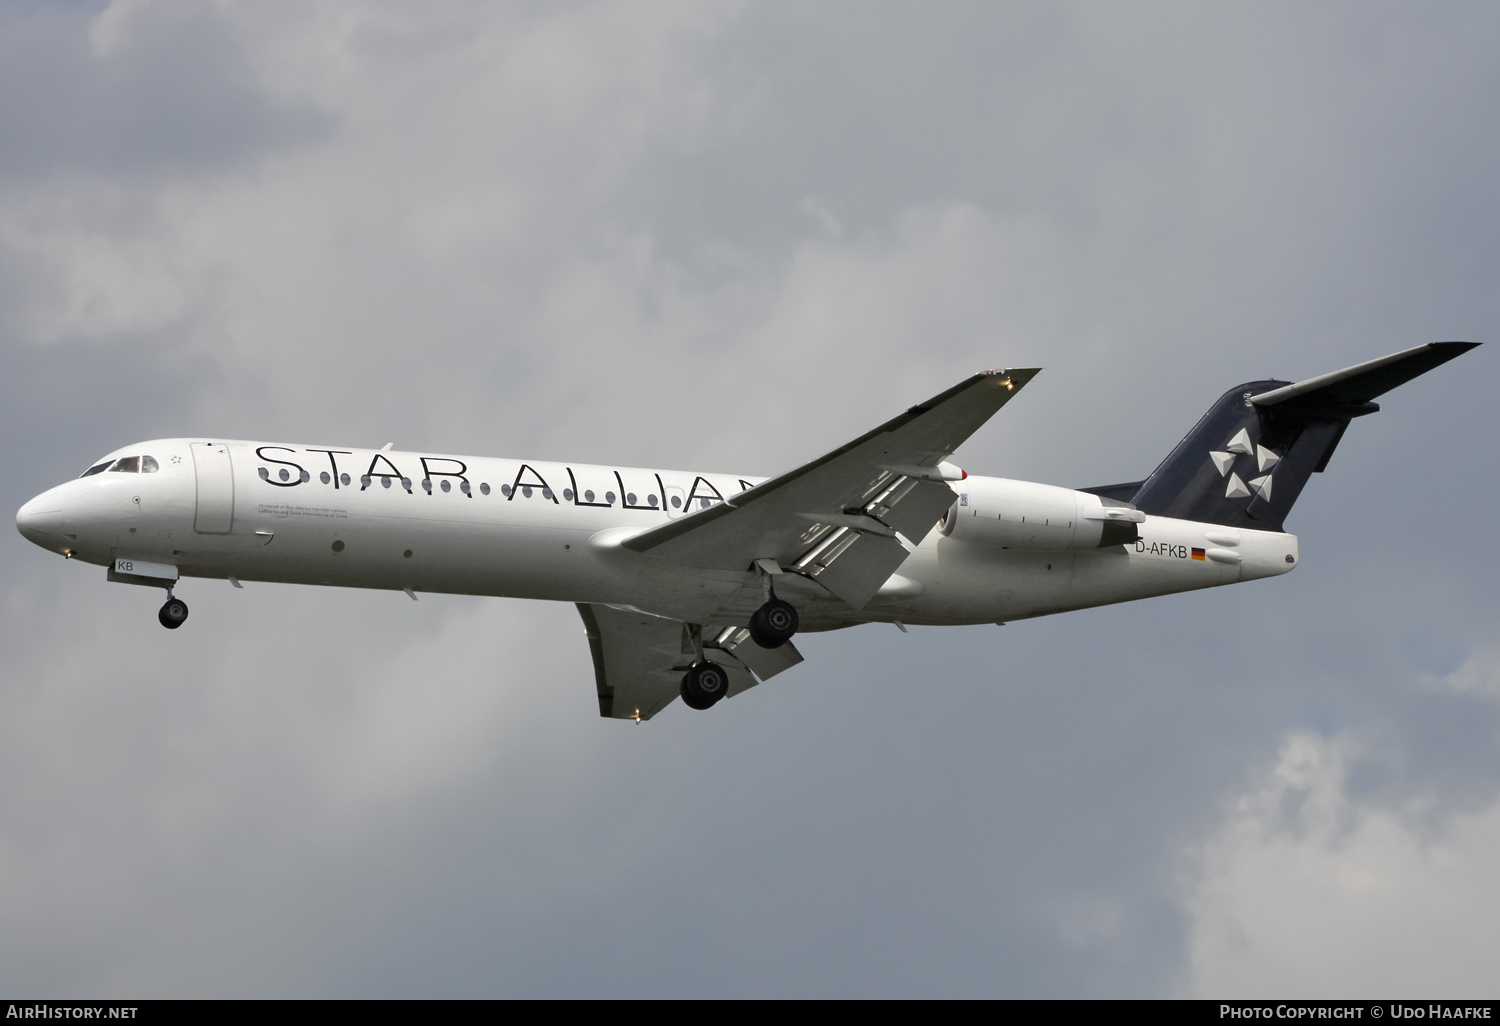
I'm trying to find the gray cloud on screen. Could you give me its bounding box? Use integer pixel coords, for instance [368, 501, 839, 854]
[0, 2, 325, 182]
[0, 0, 1495, 996]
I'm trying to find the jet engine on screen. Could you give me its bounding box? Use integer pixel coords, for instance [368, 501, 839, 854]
[938, 476, 1142, 550]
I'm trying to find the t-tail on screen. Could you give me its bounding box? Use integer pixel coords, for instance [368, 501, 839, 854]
[1089, 342, 1480, 531]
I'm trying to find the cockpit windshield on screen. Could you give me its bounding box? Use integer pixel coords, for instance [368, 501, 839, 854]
[82, 454, 160, 477]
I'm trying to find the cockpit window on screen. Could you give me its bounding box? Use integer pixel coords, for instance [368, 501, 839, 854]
[82, 454, 160, 476]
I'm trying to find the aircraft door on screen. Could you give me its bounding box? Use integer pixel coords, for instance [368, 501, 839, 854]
[663, 483, 688, 519]
[191, 443, 235, 534]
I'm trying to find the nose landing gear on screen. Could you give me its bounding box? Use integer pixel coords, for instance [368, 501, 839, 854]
[158, 593, 189, 630]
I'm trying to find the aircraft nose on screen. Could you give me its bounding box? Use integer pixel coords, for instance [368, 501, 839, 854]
[16, 489, 66, 547]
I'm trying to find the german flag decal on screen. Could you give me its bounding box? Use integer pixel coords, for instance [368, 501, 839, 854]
[1191, 547, 1206, 561]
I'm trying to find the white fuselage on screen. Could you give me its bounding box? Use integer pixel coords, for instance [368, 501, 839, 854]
[16, 438, 1299, 630]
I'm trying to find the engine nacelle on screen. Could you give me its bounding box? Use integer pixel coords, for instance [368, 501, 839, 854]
[938, 476, 1142, 551]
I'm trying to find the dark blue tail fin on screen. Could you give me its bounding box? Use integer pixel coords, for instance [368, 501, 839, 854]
[1127, 342, 1479, 531]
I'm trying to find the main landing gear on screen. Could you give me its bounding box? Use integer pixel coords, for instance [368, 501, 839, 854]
[158, 591, 189, 630]
[748, 564, 799, 649]
[680, 660, 730, 710]
[748, 597, 798, 649]
[678, 589, 798, 711]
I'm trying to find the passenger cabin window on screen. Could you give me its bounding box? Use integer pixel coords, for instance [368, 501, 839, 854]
[110, 456, 141, 473]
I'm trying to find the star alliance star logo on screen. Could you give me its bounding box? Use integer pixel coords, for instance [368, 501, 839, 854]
[1209, 427, 1278, 502]
[170, 455, 182, 464]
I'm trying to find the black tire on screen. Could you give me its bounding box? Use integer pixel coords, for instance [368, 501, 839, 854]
[748, 598, 798, 649]
[680, 661, 729, 710]
[158, 597, 189, 630]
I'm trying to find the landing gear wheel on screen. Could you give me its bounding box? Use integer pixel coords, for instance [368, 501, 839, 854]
[680, 661, 730, 710]
[158, 597, 189, 630]
[748, 598, 798, 649]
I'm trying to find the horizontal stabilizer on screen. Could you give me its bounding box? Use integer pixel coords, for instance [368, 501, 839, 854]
[1252, 342, 1479, 415]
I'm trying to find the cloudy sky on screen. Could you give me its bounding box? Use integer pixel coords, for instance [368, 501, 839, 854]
[2, 0, 1496, 997]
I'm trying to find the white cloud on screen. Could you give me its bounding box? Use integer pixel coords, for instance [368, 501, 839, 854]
[1182, 731, 1500, 997]
[1423, 639, 1500, 702]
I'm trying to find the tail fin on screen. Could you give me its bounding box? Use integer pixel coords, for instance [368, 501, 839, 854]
[1129, 342, 1480, 530]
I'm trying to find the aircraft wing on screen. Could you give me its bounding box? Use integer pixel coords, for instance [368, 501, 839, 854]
[622, 368, 1039, 609]
[577, 603, 778, 720]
